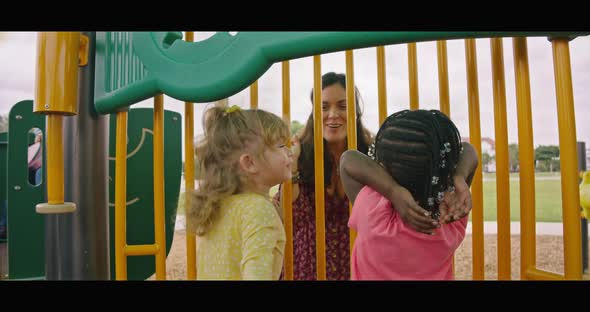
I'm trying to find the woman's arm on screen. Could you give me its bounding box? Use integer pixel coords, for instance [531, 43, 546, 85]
[439, 142, 479, 223]
[455, 142, 479, 187]
[339, 150, 439, 233]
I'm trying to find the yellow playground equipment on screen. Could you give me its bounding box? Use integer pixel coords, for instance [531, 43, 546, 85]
[5, 31, 590, 281]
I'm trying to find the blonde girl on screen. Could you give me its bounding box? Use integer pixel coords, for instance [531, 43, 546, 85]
[188, 105, 292, 280]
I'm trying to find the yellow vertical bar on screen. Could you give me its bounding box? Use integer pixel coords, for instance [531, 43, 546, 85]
[437, 40, 451, 117]
[250, 80, 258, 109]
[376, 46, 387, 124]
[408, 43, 419, 110]
[34, 32, 80, 115]
[437, 39, 454, 275]
[436, 39, 455, 274]
[512, 37, 536, 280]
[34, 32, 77, 215]
[465, 39, 485, 280]
[184, 31, 197, 280]
[551, 38, 582, 280]
[153, 94, 166, 280]
[490, 38, 511, 280]
[115, 111, 128, 280]
[345, 50, 358, 258]
[313, 55, 326, 280]
[46, 115, 64, 204]
[281, 60, 294, 280]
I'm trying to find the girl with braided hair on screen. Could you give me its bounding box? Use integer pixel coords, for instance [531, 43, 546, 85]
[340, 109, 478, 280]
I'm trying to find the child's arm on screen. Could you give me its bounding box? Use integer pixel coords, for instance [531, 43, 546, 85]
[439, 142, 479, 223]
[340, 150, 439, 234]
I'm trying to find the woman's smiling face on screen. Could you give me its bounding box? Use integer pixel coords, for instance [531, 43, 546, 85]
[321, 84, 348, 144]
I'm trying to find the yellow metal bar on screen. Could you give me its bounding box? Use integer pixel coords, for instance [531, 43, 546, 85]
[313, 55, 326, 280]
[551, 39, 583, 280]
[512, 37, 536, 280]
[436, 39, 454, 274]
[185, 27, 197, 282]
[115, 111, 128, 280]
[185, 102, 197, 279]
[345, 50, 358, 258]
[46, 115, 64, 205]
[281, 60, 294, 280]
[525, 267, 565, 280]
[125, 244, 160, 256]
[464, 39, 484, 280]
[250, 80, 258, 109]
[438, 38, 454, 278]
[437, 40, 451, 117]
[78, 34, 89, 66]
[490, 38, 511, 280]
[34, 32, 80, 115]
[153, 94, 166, 280]
[33, 32, 77, 214]
[376, 46, 387, 124]
[408, 43, 419, 110]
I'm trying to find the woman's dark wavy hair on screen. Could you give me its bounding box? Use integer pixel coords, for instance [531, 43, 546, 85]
[373, 109, 462, 219]
[298, 72, 373, 187]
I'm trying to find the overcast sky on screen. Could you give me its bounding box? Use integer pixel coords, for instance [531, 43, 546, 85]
[2, 32, 590, 158]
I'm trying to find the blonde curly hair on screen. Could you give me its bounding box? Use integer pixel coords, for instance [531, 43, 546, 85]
[186, 106, 289, 236]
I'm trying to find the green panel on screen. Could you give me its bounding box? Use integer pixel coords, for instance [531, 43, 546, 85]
[1, 132, 8, 243]
[94, 32, 149, 113]
[94, 31, 590, 114]
[6, 100, 46, 279]
[108, 108, 182, 280]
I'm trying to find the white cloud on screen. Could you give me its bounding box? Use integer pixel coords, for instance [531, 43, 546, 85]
[1, 32, 590, 159]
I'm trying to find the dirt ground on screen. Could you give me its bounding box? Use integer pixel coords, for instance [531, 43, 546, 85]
[3, 230, 586, 281]
[151, 230, 590, 281]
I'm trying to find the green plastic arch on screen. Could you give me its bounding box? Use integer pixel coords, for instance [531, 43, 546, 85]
[94, 31, 589, 114]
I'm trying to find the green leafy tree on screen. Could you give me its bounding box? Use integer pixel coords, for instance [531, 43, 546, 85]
[508, 143, 519, 172]
[535, 145, 560, 172]
[482, 152, 494, 172]
[0, 114, 8, 133]
[482, 152, 492, 166]
[291, 120, 304, 137]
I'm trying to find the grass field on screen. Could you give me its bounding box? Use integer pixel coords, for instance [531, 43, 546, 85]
[482, 175, 563, 222]
[179, 172, 568, 223]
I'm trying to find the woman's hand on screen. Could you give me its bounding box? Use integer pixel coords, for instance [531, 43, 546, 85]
[439, 176, 473, 224]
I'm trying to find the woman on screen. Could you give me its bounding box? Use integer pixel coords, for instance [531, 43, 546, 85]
[276, 72, 373, 280]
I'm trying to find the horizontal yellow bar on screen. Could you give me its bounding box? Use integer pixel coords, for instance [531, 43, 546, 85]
[524, 267, 565, 280]
[125, 244, 160, 256]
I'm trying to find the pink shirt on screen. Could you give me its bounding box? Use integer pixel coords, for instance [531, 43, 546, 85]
[348, 186, 468, 280]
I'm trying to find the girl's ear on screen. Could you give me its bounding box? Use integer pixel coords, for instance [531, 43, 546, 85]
[238, 153, 258, 175]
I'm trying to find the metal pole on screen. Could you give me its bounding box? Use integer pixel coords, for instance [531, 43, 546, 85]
[45, 32, 110, 279]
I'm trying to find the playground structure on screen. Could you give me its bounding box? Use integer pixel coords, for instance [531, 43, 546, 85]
[1, 31, 590, 280]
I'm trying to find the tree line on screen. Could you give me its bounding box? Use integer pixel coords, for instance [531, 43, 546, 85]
[483, 144, 561, 173]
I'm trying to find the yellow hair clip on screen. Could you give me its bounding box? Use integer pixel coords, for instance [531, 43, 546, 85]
[225, 105, 241, 114]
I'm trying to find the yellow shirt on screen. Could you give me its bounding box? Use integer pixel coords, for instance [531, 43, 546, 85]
[196, 192, 286, 280]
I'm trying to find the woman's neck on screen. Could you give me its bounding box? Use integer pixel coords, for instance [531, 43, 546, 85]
[327, 140, 347, 162]
[325, 139, 347, 199]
